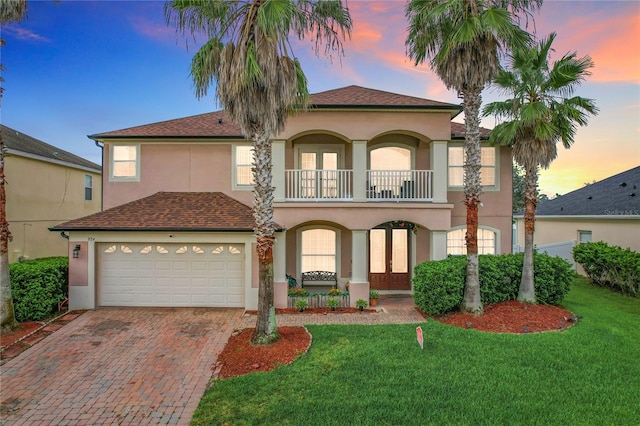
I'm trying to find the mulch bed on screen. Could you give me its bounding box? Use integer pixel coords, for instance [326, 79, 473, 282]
[0, 311, 86, 364]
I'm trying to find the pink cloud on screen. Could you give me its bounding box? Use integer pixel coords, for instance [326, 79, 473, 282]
[536, 2, 640, 84]
[129, 16, 178, 44]
[3, 25, 49, 43]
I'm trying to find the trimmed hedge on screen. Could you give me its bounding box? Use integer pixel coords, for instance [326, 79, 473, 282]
[413, 253, 574, 315]
[9, 257, 69, 322]
[573, 242, 639, 296]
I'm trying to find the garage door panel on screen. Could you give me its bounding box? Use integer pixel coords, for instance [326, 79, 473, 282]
[98, 242, 245, 307]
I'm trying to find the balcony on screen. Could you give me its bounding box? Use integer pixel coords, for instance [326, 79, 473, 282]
[284, 169, 433, 202]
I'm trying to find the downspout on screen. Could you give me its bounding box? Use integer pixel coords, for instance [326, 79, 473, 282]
[94, 140, 104, 211]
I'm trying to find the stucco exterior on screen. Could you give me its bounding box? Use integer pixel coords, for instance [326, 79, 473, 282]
[58, 86, 514, 310]
[7, 152, 101, 262]
[515, 216, 640, 253]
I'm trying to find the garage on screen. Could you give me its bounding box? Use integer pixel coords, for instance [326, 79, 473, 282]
[98, 242, 245, 307]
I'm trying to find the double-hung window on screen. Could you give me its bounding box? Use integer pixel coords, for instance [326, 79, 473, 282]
[448, 146, 497, 188]
[234, 145, 254, 188]
[111, 145, 139, 181]
[84, 175, 93, 201]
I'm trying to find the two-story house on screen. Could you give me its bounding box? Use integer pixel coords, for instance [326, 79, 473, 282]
[52, 86, 512, 310]
[2, 125, 101, 262]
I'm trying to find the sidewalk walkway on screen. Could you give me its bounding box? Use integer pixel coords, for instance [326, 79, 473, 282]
[238, 294, 424, 328]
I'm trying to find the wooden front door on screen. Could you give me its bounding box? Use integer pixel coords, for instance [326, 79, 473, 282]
[369, 225, 411, 290]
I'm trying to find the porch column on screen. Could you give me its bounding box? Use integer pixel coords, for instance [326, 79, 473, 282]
[349, 229, 370, 307]
[430, 230, 448, 260]
[273, 230, 288, 308]
[352, 140, 368, 202]
[272, 139, 286, 202]
[430, 140, 448, 203]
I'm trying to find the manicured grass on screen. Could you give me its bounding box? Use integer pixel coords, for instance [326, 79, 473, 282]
[191, 277, 640, 425]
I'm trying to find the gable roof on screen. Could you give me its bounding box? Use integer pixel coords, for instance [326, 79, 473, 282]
[50, 192, 282, 232]
[90, 85, 462, 140]
[2, 125, 101, 172]
[529, 166, 640, 217]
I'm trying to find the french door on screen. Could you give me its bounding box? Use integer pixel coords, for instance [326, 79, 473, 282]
[369, 225, 411, 290]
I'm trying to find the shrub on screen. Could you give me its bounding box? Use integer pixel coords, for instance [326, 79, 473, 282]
[533, 253, 575, 305]
[295, 299, 308, 312]
[326, 297, 340, 309]
[413, 253, 574, 315]
[412, 255, 465, 315]
[479, 254, 521, 304]
[573, 242, 640, 296]
[10, 257, 68, 322]
[355, 299, 368, 310]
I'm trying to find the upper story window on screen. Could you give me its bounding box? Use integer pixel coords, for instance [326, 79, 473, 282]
[111, 145, 139, 181]
[448, 146, 496, 188]
[234, 145, 254, 188]
[447, 227, 497, 255]
[84, 175, 93, 201]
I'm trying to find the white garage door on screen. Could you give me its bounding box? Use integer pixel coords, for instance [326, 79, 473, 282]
[98, 243, 245, 307]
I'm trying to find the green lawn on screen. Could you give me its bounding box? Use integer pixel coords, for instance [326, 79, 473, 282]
[192, 277, 640, 425]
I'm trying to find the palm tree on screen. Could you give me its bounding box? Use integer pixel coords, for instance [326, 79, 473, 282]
[165, 0, 351, 344]
[483, 32, 598, 302]
[405, 0, 540, 314]
[0, 0, 28, 331]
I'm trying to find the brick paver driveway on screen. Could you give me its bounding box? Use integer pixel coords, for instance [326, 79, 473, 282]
[0, 307, 244, 425]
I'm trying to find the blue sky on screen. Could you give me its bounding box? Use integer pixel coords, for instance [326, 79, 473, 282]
[2, 0, 639, 196]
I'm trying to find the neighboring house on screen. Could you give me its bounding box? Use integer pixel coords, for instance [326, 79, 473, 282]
[52, 85, 513, 310]
[2, 125, 101, 262]
[514, 166, 640, 260]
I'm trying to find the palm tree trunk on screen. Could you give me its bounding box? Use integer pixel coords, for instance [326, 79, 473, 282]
[518, 164, 537, 303]
[461, 87, 483, 314]
[0, 130, 17, 331]
[250, 129, 279, 345]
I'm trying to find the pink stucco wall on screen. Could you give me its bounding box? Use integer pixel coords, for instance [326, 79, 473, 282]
[103, 144, 253, 210]
[68, 242, 88, 286]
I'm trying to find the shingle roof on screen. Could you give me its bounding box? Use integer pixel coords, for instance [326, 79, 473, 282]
[50, 192, 281, 232]
[309, 85, 460, 109]
[2, 125, 100, 171]
[90, 85, 462, 139]
[530, 166, 640, 216]
[450, 122, 490, 139]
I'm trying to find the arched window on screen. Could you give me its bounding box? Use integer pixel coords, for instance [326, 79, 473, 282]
[447, 228, 496, 255]
[300, 229, 336, 272]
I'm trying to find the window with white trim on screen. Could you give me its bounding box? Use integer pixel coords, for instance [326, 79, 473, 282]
[301, 229, 336, 273]
[234, 145, 254, 187]
[448, 146, 496, 187]
[111, 145, 139, 181]
[578, 230, 592, 244]
[447, 228, 496, 255]
[84, 174, 93, 201]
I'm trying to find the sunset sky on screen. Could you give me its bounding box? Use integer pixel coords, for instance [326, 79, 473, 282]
[2, 0, 639, 196]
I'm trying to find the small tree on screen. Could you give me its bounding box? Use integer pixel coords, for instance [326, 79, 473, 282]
[484, 32, 598, 302]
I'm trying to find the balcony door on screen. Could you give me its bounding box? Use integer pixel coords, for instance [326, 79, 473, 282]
[299, 149, 339, 198]
[369, 224, 411, 290]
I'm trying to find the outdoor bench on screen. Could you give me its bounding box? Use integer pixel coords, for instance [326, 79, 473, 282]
[301, 270, 338, 290]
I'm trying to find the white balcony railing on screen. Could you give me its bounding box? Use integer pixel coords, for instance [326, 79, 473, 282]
[285, 169, 353, 201]
[284, 169, 433, 202]
[367, 170, 433, 201]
